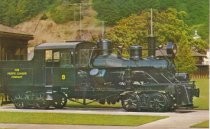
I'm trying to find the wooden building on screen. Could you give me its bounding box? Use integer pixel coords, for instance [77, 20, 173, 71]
[156, 48, 209, 78]
[0, 24, 33, 60]
[192, 51, 209, 78]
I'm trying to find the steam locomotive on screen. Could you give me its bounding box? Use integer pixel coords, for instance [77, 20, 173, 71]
[0, 39, 199, 112]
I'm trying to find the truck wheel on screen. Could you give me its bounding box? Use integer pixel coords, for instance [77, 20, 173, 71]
[138, 93, 150, 111]
[121, 93, 139, 111]
[36, 93, 50, 109]
[148, 93, 168, 112]
[52, 92, 67, 109]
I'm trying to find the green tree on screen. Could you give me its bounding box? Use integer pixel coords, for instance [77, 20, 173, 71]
[190, 38, 208, 54]
[175, 37, 197, 73]
[0, 0, 56, 26]
[106, 9, 204, 73]
[50, 4, 80, 24]
[93, 0, 209, 41]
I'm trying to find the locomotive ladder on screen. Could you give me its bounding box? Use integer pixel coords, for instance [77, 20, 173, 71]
[45, 85, 53, 100]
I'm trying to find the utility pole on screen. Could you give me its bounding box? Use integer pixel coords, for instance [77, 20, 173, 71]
[67, 2, 92, 40]
[101, 21, 105, 39]
[78, 2, 92, 40]
[79, 3, 82, 40]
[147, 8, 156, 57]
[150, 8, 154, 37]
[73, 4, 76, 25]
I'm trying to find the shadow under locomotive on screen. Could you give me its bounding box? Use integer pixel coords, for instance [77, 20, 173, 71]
[0, 39, 199, 112]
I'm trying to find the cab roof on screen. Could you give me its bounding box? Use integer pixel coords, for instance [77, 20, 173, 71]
[35, 41, 93, 50]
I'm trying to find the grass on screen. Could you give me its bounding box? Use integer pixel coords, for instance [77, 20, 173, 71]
[0, 112, 167, 126]
[191, 120, 209, 128]
[193, 78, 209, 110]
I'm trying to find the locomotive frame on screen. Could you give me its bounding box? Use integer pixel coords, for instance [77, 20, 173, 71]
[0, 40, 199, 112]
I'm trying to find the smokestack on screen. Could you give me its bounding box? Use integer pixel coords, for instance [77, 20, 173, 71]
[97, 39, 112, 56]
[148, 36, 156, 56]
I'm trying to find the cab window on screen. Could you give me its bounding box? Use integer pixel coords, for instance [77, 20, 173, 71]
[45, 49, 74, 67]
[60, 51, 74, 67]
[45, 50, 60, 67]
[79, 49, 91, 67]
[45, 50, 53, 62]
[53, 51, 60, 62]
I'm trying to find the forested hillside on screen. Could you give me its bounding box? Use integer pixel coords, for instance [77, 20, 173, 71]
[0, 0, 208, 40]
[93, 0, 208, 25]
[0, 0, 87, 26]
[93, 0, 209, 40]
[0, 0, 55, 26]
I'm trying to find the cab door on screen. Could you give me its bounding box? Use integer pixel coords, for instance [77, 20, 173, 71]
[44, 49, 75, 88]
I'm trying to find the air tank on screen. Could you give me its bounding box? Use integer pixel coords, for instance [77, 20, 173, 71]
[130, 45, 142, 60]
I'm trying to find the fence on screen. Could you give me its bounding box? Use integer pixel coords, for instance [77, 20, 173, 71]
[191, 65, 209, 79]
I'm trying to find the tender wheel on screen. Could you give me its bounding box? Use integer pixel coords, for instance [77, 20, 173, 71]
[52, 92, 67, 109]
[121, 93, 139, 111]
[13, 94, 25, 109]
[148, 93, 168, 112]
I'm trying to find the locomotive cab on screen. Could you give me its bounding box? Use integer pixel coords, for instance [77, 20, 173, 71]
[33, 41, 95, 88]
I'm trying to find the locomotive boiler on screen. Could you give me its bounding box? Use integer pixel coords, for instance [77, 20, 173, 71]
[0, 39, 199, 112]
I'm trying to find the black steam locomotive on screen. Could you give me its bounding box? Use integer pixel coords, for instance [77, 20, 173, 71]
[0, 39, 199, 112]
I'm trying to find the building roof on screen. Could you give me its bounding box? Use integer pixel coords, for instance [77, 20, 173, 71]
[156, 48, 206, 57]
[155, 49, 167, 57]
[192, 51, 206, 57]
[0, 24, 33, 40]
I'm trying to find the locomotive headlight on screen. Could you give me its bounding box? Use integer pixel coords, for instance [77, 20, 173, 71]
[89, 68, 99, 76]
[166, 42, 177, 57]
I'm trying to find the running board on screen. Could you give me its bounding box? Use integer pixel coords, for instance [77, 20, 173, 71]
[1, 100, 12, 106]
